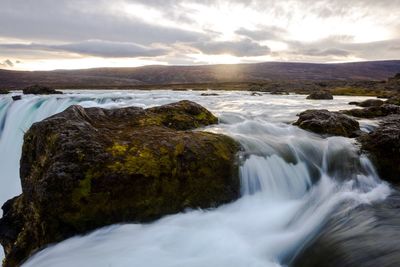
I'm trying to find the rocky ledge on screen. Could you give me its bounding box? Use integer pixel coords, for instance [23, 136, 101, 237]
[293, 109, 360, 137]
[359, 115, 400, 183]
[0, 100, 240, 266]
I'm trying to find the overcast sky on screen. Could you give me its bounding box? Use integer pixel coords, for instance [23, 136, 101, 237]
[0, 0, 399, 70]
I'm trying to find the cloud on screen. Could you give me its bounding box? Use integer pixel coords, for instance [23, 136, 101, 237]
[0, 40, 170, 58]
[0, 0, 399, 68]
[295, 48, 350, 57]
[235, 26, 286, 41]
[0, 0, 205, 45]
[190, 39, 271, 57]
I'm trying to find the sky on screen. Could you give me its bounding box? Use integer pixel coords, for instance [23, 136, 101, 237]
[0, 0, 399, 70]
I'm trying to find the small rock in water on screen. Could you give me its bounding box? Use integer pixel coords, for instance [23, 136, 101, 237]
[201, 93, 219, 96]
[12, 95, 22, 101]
[22, 85, 62, 95]
[348, 99, 384, 107]
[294, 109, 360, 137]
[342, 104, 400, 118]
[306, 91, 333, 100]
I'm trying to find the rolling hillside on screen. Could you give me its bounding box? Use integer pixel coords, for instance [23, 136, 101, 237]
[1, 60, 400, 89]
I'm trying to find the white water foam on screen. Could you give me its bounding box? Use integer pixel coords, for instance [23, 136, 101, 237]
[0, 91, 390, 266]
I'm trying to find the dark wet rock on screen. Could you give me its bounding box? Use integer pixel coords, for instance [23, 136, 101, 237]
[294, 109, 360, 137]
[359, 115, 400, 183]
[306, 91, 333, 100]
[22, 85, 62, 95]
[0, 89, 10, 94]
[11, 95, 21, 101]
[201, 93, 219, 96]
[386, 95, 400, 106]
[0, 100, 240, 266]
[348, 99, 384, 107]
[342, 104, 400, 118]
[292, 189, 400, 267]
[251, 92, 263, 96]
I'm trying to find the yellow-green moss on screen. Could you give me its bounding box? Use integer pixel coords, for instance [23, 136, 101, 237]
[108, 146, 162, 177]
[71, 171, 93, 204]
[108, 143, 128, 156]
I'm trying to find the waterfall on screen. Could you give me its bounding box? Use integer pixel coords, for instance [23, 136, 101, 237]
[0, 92, 391, 267]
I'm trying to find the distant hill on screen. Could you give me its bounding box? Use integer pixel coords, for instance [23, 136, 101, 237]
[1, 60, 400, 89]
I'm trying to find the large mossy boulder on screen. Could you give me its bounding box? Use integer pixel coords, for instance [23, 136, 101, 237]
[294, 109, 360, 137]
[359, 115, 400, 183]
[306, 91, 333, 100]
[22, 85, 62, 95]
[0, 100, 240, 266]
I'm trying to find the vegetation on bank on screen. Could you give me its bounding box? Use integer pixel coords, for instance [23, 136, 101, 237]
[0, 72, 398, 97]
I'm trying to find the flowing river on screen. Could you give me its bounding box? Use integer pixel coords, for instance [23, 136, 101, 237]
[0, 90, 392, 266]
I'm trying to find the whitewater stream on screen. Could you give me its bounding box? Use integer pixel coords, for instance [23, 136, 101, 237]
[0, 91, 392, 266]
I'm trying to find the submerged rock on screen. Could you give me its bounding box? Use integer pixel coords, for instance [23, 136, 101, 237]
[292, 190, 400, 267]
[348, 99, 384, 107]
[22, 85, 62, 95]
[342, 104, 400, 118]
[250, 92, 263, 96]
[306, 91, 333, 100]
[294, 109, 360, 137]
[0, 100, 240, 266]
[359, 115, 400, 183]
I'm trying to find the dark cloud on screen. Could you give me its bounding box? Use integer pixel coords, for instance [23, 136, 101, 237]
[0, 40, 170, 58]
[297, 48, 350, 57]
[283, 37, 400, 61]
[0, 59, 14, 67]
[191, 39, 271, 57]
[0, 0, 204, 45]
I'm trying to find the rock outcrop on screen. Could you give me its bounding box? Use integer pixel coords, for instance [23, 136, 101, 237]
[359, 115, 400, 183]
[22, 85, 62, 95]
[294, 109, 360, 137]
[306, 91, 333, 100]
[0, 89, 9, 94]
[0, 100, 240, 266]
[342, 104, 400, 118]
